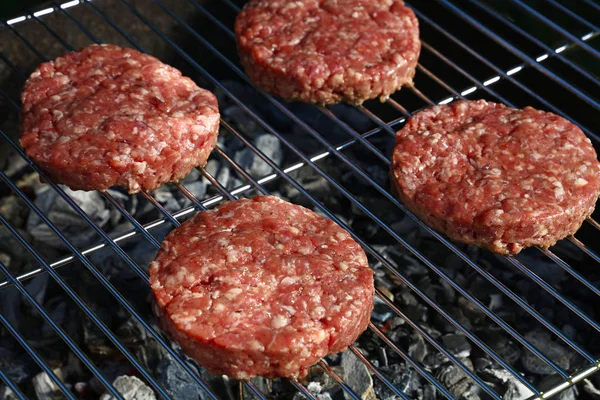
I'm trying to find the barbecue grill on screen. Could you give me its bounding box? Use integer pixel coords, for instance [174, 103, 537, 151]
[1, 0, 599, 399]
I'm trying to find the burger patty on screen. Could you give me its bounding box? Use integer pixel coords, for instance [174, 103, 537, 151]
[20, 44, 220, 193]
[235, 0, 420, 105]
[390, 100, 600, 254]
[149, 196, 374, 379]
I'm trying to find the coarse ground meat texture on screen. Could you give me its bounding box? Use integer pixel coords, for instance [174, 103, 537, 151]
[391, 100, 600, 254]
[20, 44, 220, 193]
[149, 196, 374, 379]
[235, 0, 420, 105]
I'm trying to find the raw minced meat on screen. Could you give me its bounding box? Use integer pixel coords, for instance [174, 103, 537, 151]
[20, 44, 220, 193]
[391, 100, 600, 254]
[235, 0, 420, 105]
[149, 196, 374, 379]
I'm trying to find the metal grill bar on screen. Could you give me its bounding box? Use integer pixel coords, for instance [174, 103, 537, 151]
[467, 0, 600, 91]
[189, 0, 597, 367]
[0, 33, 222, 395]
[0, 173, 176, 399]
[1, 0, 599, 399]
[582, 0, 600, 12]
[0, 310, 76, 399]
[113, 7, 531, 396]
[0, 77, 220, 400]
[409, 5, 600, 142]
[0, 254, 123, 399]
[106, 1, 584, 390]
[0, 6, 329, 397]
[435, 0, 600, 112]
[0, 367, 27, 400]
[511, 0, 600, 59]
[544, 0, 600, 33]
[0, 4, 572, 396]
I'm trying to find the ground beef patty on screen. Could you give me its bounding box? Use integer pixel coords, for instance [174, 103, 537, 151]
[150, 196, 374, 379]
[20, 44, 220, 193]
[391, 100, 600, 254]
[235, 0, 420, 105]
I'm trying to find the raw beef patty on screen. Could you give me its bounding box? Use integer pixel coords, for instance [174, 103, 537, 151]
[150, 196, 374, 378]
[391, 100, 600, 254]
[235, 0, 420, 105]
[20, 44, 220, 193]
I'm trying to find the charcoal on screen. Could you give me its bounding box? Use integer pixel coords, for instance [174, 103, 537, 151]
[0, 226, 35, 275]
[561, 324, 577, 341]
[249, 377, 272, 397]
[153, 187, 185, 214]
[88, 364, 131, 396]
[478, 364, 534, 399]
[408, 333, 428, 364]
[371, 302, 394, 324]
[3, 154, 29, 182]
[441, 334, 472, 358]
[419, 325, 442, 340]
[447, 307, 472, 331]
[456, 297, 485, 325]
[99, 376, 156, 400]
[105, 188, 139, 224]
[0, 386, 19, 400]
[153, 350, 231, 400]
[2, 9, 598, 397]
[292, 382, 333, 400]
[486, 333, 521, 365]
[423, 352, 450, 370]
[39, 298, 67, 339]
[435, 363, 473, 398]
[488, 294, 503, 311]
[181, 168, 207, 201]
[459, 386, 481, 400]
[205, 159, 234, 190]
[74, 381, 93, 398]
[515, 252, 566, 287]
[341, 352, 375, 400]
[27, 186, 111, 249]
[473, 357, 493, 372]
[0, 196, 27, 228]
[155, 356, 205, 400]
[234, 133, 283, 178]
[418, 384, 437, 400]
[373, 363, 419, 400]
[222, 106, 263, 138]
[0, 253, 10, 269]
[539, 375, 578, 400]
[1, 285, 23, 331]
[583, 379, 600, 399]
[433, 312, 457, 334]
[0, 348, 36, 385]
[521, 330, 570, 375]
[438, 279, 456, 305]
[32, 370, 62, 400]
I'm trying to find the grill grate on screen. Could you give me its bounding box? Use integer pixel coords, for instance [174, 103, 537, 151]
[0, 0, 599, 399]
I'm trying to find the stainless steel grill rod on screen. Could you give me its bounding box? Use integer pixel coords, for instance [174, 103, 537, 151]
[406, 5, 600, 142]
[0, 309, 76, 399]
[124, 0, 592, 379]
[511, 0, 600, 58]
[435, 0, 600, 109]
[165, 0, 596, 364]
[2, 1, 596, 398]
[466, 0, 600, 91]
[0, 259, 124, 399]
